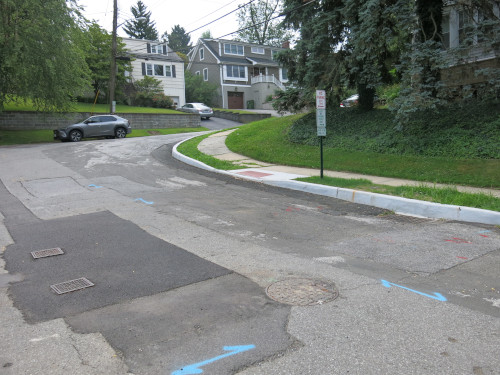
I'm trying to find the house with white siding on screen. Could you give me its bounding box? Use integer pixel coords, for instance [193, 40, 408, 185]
[122, 38, 186, 107]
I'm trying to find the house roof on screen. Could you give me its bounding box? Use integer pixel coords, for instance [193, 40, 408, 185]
[219, 56, 252, 65]
[187, 38, 286, 69]
[122, 37, 183, 62]
[128, 53, 183, 62]
[246, 57, 279, 66]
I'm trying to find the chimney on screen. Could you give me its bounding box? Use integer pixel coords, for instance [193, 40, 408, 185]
[282, 41, 290, 49]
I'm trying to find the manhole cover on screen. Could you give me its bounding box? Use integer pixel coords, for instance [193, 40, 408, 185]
[266, 278, 338, 306]
[31, 247, 64, 259]
[51, 278, 94, 295]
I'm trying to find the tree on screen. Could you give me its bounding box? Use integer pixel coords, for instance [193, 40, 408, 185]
[279, 0, 413, 111]
[0, 0, 90, 111]
[393, 0, 500, 124]
[201, 30, 212, 39]
[279, 0, 352, 106]
[83, 22, 131, 103]
[184, 71, 218, 106]
[162, 25, 192, 54]
[123, 1, 158, 40]
[236, 0, 293, 46]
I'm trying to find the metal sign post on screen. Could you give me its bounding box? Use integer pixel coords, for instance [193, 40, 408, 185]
[316, 90, 326, 178]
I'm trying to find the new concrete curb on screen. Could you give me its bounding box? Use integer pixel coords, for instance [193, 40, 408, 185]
[172, 139, 500, 225]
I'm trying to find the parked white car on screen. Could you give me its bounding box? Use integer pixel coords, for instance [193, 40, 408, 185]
[179, 103, 213, 119]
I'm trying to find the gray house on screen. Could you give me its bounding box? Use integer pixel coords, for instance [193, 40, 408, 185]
[187, 38, 289, 109]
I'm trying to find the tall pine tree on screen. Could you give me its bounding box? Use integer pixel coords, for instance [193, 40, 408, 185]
[123, 1, 159, 41]
[162, 25, 191, 54]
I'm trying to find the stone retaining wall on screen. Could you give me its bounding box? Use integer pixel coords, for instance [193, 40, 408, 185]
[213, 111, 271, 123]
[0, 111, 200, 130]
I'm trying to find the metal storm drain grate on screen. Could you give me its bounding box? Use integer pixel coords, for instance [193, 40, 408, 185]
[50, 278, 94, 295]
[31, 247, 64, 259]
[266, 278, 339, 306]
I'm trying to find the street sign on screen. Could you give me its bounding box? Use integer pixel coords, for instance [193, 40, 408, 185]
[315, 90, 326, 178]
[316, 108, 326, 136]
[316, 90, 326, 109]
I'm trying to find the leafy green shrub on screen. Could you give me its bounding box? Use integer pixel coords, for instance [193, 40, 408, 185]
[129, 76, 174, 109]
[376, 84, 400, 105]
[287, 100, 500, 159]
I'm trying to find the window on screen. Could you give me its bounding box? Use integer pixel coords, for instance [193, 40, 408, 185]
[203, 68, 208, 81]
[272, 50, 279, 60]
[151, 44, 163, 54]
[154, 64, 164, 76]
[147, 43, 166, 55]
[442, 14, 450, 49]
[225, 65, 246, 80]
[280, 68, 288, 82]
[143, 63, 175, 78]
[251, 46, 265, 54]
[224, 43, 244, 55]
[196, 71, 201, 75]
[458, 10, 472, 45]
[200, 48, 204, 60]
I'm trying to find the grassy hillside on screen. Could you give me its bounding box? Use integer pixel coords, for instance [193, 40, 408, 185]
[288, 100, 500, 159]
[226, 107, 500, 188]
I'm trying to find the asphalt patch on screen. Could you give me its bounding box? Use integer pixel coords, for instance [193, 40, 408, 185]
[3, 210, 231, 323]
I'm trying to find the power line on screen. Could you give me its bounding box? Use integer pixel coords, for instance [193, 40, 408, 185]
[185, 0, 242, 28]
[215, 0, 317, 39]
[186, 0, 258, 35]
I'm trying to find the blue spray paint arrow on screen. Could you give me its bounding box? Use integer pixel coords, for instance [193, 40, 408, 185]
[134, 198, 154, 205]
[381, 280, 447, 301]
[88, 184, 103, 188]
[171, 345, 255, 375]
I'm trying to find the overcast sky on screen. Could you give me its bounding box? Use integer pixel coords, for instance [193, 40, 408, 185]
[78, 0, 248, 42]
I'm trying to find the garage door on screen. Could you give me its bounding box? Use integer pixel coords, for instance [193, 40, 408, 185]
[228, 92, 244, 109]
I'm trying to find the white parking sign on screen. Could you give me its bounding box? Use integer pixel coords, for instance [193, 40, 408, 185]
[316, 90, 326, 109]
[316, 90, 326, 136]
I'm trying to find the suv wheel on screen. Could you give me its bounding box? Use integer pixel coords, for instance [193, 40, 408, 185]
[69, 130, 83, 142]
[115, 127, 127, 139]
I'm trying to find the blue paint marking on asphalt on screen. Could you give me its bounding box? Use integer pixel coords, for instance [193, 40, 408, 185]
[134, 198, 154, 205]
[381, 280, 447, 301]
[88, 184, 103, 188]
[171, 345, 256, 375]
[478, 230, 491, 233]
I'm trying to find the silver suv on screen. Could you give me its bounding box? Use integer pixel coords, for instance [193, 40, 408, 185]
[54, 115, 132, 142]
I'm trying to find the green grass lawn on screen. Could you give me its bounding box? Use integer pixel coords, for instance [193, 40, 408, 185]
[298, 176, 500, 212]
[225, 115, 500, 189]
[3, 100, 185, 114]
[178, 129, 500, 211]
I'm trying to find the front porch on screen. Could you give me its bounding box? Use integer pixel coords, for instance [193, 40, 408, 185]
[250, 74, 286, 91]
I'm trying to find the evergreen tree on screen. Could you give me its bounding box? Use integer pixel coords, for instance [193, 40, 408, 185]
[201, 30, 212, 39]
[163, 25, 192, 54]
[123, 1, 159, 40]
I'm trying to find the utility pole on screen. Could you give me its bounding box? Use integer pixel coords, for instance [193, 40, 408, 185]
[109, 0, 118, 114]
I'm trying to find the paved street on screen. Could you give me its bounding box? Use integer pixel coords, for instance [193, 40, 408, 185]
[0, 124, 499, 374]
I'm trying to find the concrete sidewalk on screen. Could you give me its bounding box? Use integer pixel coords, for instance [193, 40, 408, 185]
[173, 130, 500, 225]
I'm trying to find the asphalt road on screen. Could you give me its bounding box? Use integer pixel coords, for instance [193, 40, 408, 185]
[0, 118, 499, 374]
